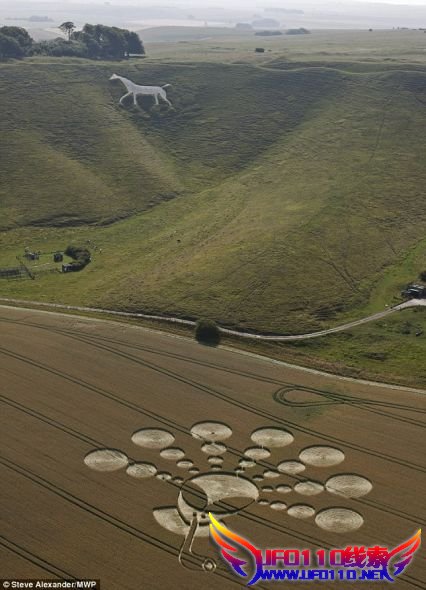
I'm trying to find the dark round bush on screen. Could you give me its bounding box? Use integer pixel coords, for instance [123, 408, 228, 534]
[195, 318, 221, 345]
[64, 244, 91, 271]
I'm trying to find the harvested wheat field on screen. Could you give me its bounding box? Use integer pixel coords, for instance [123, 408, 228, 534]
[0, 306, 424, 589]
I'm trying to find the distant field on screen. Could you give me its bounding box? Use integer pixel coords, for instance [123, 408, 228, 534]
[140, 26, 253, 43]
[0, 31, 425, 383]
[143, 28, 426, 66]
[1, 307, 424, 588]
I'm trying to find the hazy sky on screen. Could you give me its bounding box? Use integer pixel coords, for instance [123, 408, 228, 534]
[355, 0, 426, 3]
[1, 0, 425, 31]
[2, 0, 426, 4]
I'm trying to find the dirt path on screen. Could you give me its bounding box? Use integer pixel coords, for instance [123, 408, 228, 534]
[0, 300, 425, 395]
[0, 296, 424, 341]
[221, 299, 425, 341]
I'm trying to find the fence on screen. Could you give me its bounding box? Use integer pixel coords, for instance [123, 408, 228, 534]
[0, 266, 27, 279]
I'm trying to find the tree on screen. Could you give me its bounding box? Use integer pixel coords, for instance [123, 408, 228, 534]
[79, 24, 144, 58]
[102, 26, 127, 59]
[78, 24, 125, 59]
[286, 28, 311, 35]
[123, 31, 145, 56]
[35, 23, 146, 60]
[64, 244, 91, 271]
[0, 26, 33, 51]
[195, 319, 221, 346]
[59, 21, 76, 41]
[33, 38, 87, 57]
[0, 33, 24, 58]
[71, 30, 101, 58]
[0, 26, 33, 58]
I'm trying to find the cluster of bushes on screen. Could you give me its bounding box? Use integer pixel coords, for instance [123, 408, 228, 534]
[65, 245, 91, 271]
[0, 23, 144, 61]
[0, 26, 33, 59]
[34, 24, 144, 59]
[194, 319, 221, 346]
[253, 27, 310, 40]
[286, 28, 311, 35]
[34, 38, 87, 58]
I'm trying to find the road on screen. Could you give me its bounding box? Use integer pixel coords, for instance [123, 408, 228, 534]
[0, 296, 424, 341]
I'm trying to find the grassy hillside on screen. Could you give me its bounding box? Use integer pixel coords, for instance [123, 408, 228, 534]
[0, 62, 183, 229]
[242, 307, 426, 388]
[0, 54, 425, 342]
[0, 60, 343, 229]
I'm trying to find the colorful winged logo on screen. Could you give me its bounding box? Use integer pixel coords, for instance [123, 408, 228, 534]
[209, 513, 263, 585]
[210, 514, 421, 585]
[384, 529, 421, 581]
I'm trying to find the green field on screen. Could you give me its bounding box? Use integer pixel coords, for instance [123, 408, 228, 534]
[142, 27, 426, 66]
[0, 30, 425, 383]
[235, 307, 426, 388]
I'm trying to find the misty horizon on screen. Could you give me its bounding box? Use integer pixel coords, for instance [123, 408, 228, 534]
[1, 0, 425, 32]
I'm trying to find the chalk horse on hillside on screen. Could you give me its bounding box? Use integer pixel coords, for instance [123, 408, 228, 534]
[110, 74, 173, 107]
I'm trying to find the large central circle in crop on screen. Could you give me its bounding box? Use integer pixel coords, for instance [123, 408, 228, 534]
[177, 473, 259, 523]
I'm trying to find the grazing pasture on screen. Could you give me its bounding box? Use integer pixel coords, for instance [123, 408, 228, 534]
[0, 30, 425, 383]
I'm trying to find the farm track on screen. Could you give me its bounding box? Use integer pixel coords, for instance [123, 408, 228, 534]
[2, 334, 425, 529]
[4, 454, 348, 590]
[51, 331, 426, 428]
[0, 396, 323, 547]
[1, 392, 423, 529]
[0, 457, 235, 583]
[2, 304, 426, 397]
[1, 439, 424, 589]
[2, 333, 425, 531]
[273, 388, 426, 429]
[10, 322, 425, 474]
[274, 386, 426, 411]
[1, 536, 75, 579]
[6, 316, 425, 412]
[62, 330, 424, 427]
[2, 311, 426, 399]
[1, 334, 424, 533]
[0, 339, 424, 476]
[20, 315, 424, 427]
[0, 297, 425, 341]
[1, 309, 424, 589]
[1, 456, 423, 590]
[5, 457, 423, 590]
[0, 316, 289, 386]
[52, 331, 426, 428]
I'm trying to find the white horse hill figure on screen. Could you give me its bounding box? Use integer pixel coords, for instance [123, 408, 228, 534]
[110, 73, 173, 107]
